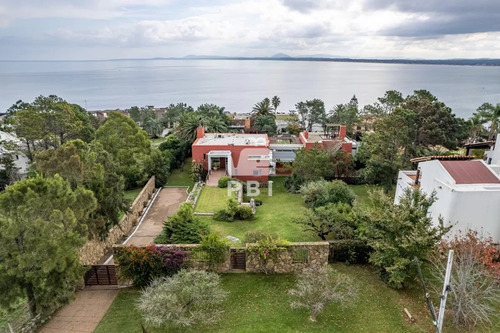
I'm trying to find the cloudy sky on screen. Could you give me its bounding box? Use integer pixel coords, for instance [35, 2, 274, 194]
[1, 0, 500, 60]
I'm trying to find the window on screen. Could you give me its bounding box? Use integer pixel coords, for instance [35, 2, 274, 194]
[292, 249, 309, 263]
[234, 169, 238, 175]
[253, 169, 262, 176]
[203, 153, 206, 160]
[248, 155, 270, 161]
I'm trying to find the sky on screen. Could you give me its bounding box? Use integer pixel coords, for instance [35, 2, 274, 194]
[1, 0, 500, 60]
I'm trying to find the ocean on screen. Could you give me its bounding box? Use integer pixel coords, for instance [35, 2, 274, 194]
[1, 59, 499, 118]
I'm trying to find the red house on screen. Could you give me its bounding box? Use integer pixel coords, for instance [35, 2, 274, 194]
[192, 127, 273, 181]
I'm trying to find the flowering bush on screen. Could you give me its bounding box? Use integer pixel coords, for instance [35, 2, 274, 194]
[115, 245, 186, 286]
[246, 235, 289, 273]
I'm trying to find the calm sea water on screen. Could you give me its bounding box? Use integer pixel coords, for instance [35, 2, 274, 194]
[1, 59, 499, 118]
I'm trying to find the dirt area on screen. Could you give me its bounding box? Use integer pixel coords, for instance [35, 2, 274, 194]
[39, 286, 119, 333]
[124, 187, 188, 246]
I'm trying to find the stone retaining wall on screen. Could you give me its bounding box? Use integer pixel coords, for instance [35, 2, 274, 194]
[246, 242, 329, 274]
[79, 176, 156, 265]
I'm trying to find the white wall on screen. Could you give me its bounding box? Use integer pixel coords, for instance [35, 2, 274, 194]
[486, 134, 500, 165]
[394, 170, 416, 204]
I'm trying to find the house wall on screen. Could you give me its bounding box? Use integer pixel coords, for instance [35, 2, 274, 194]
[394, 170, 417, 203]
[192, 144, 271, 181]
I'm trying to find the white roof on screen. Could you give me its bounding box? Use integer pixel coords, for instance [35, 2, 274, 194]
[196, 133, 268, 146]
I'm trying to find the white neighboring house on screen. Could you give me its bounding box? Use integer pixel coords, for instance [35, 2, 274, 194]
[395, 158, 500, 243]
[0, 130, 30, 177]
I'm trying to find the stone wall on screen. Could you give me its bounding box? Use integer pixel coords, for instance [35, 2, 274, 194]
[79, 176, 156, 265]
[246, 242, 329, 274]
[113, 241, 328, 275]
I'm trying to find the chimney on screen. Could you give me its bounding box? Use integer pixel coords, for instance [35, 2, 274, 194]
[196, 126, 205, 139]
[303, 130, 309, 139]
[244, 119, 251, 131]
[339, 126, 347, 140]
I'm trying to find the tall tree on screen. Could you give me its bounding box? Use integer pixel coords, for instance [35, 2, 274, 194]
[477, 102, 500, 140]
[143, 117, 163, 138]
[271, 96, 281, 112]
[357, 188, 450, 288]
[34, 139, 129, 238]
[175, 113, 201, 143]
[252, 98, 275, 118]
[0, 175, 96, 317]
[329, 95, 360, 136]
[94, 112, 153, 189]
[161, 103, 194, 128]
[254, 115, 277, 136]
[295, 99, 326, 132]
[205, 115, 228, 133]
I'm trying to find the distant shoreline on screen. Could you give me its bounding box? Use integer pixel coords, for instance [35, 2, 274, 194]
[1, 56, 500, 67]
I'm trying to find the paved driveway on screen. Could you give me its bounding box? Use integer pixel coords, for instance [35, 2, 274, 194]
[39, 286, 118, 333]
[125, 187, 188, 246]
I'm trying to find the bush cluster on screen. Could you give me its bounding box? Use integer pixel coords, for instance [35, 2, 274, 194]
[328, 240, 372, 264]
[214, 198, 254, 222]
[115, 245, 186, 286]
[217, 176, 231, 188]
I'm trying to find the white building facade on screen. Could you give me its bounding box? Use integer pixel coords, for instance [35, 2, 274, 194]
[395, 159, 500, 243]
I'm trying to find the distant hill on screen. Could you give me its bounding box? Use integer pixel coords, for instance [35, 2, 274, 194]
[271, 53, 292, 58]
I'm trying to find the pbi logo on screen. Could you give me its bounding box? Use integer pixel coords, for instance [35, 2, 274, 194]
[227, 181, 273, 197]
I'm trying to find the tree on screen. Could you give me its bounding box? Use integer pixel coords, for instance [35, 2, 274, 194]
[357, 188, 450, 288]
[329, 95, 359, 137]
[254, 115, 277, 135]
[300, 180, 356, 209]
[196, 104, 229, 126]
[271, 96, 281, 112]
[252, 98, 275, 118]
[143, 117, 163, 138]
[295, 99, 326, 132]
[155, 202, 210, 244]
[294, 202, 356, 240]
[0, 154, 20, 191]
[291, 147, 353, 183]
[11, 108, 47, 161]
[466, 113, 487, 143]
[0, 175, 96, 317]
[137, 270, 227, 327]
[158, 134, 191, 169]
[476, 102, 500, 140]
[161, 103, 194, 128]
[175, 113, 201, 143]
[205, 115, 228, 133]
[289, 266, 356, 321]
[430, 230, 500, 328]
[148, 149, 171, 187]
[94, 112, 152, 189]
[34, 139, 129, 238]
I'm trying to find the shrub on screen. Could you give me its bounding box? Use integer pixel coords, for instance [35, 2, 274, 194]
[300, 180, 355, 209]
[194, 233, 230, 270]
[236, 205, 253, 220]
[191, 161, 204, 182]
[254, 198, 263, 206]
[285, 174, 305, 193]
[155, 202, 210, 244]
[218, 176, 231, 188]
[115, 245, 186, 286]
[213, 209, 233, 222]
[328, 240, 372, 264]
[289, 266, 356, 321]
[137, 270, 228, 327]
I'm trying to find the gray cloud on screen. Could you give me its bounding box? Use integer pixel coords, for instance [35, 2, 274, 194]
[364, 0, 500, 36]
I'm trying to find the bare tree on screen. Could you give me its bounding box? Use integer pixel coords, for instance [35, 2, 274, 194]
[289, 266, 356, 321]
[430, 230, 500, 328]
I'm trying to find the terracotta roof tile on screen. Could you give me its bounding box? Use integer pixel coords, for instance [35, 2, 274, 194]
[440, 160, 500, 184]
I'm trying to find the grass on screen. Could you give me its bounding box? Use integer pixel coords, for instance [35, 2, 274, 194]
[94, 264, 435, 333]
[349, 184, 395, 207]
[150, 137, 168, 148]
[195, 186, 229, 213]
[276, 114, 299, 122]
[124, 188, 143, 202]
[167, 157, 195, 191]
[201, 177, 312, 243]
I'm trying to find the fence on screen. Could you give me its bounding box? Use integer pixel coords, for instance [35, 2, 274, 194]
[84, 265, 118, 286]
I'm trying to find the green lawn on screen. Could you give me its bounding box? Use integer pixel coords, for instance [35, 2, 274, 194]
[349, 184, 395, 207]
[202, 177, 312, 243]
[195, 186, 229, 213]
[276, 114, 299, 122]
[124, 188, 143, 202]
[150, 137, 168, 148]
[167, 158, 195, 191]
[94, 264, 435, 333]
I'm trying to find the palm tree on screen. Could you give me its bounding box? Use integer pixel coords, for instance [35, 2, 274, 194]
[271, 96, 281, 112]
[252, 98, 275, 118]
[175, 113, 200, 142]
[467, 113, 485, 143]
[205, 116, 228, 133]
[255, 115, 277, 136]
[143, 117, 163, 138]
[477, 102, 500, 140]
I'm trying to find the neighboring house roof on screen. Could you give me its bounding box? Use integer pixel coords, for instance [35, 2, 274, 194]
[410, 155, 474, 163]
[440, 160, 500, 184]
[194, 133, 268, 146]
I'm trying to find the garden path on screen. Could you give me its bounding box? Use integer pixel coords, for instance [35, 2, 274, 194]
[39, 286, 118, 333]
